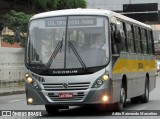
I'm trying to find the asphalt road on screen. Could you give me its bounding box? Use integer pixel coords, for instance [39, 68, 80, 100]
[0, 77, 160, 119]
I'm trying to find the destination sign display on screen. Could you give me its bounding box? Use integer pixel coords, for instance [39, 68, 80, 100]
[45, 18, 97, 27]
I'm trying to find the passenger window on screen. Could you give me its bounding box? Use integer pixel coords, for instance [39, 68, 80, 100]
[148, 30, 154, 55]
[126, 23, 135, 53]
[116, 20, 127, 52]
[134, 26, 142, 54]
[111, 24, 119, 54]
[141, 29, 148, 54]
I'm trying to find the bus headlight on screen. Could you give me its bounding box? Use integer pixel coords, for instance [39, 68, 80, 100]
[92, 73, 109, 88]
[92, 78, 104, 88]
[97, 79, 103, 85]
[26, 73, 29, 77]
[25, 73, 41, 89]
[26, 77, 33, 84]
[102, 74, 109, 81]
[25, 73, 32, 84]
[33, 81, 38, 87]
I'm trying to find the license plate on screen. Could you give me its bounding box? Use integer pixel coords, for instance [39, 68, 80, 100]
[59, 93, 73, 99]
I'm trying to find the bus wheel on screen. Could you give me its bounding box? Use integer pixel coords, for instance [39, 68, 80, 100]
[140, 77, 149, 103]
[115, 84, 126, 110]
[45, 105, 59, 115]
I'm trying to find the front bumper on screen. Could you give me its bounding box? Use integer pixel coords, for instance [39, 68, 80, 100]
[25, 83, 112, 106]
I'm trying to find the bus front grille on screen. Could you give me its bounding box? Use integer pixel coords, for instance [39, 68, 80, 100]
[48, 92, 85, 101]
[42, 82, 90, 91]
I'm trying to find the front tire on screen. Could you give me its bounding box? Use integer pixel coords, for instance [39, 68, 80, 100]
[113, 83, 126, 111]
[140, 77, 149, 103]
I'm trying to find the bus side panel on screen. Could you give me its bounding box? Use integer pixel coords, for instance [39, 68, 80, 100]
[111, 53, 156, 102]
[111, 76, 121, 103]
[127, 54, 138, 98]
[112, 53, 130, 103]
[132, 54, 146, 97]
[149, 56, 156, 92]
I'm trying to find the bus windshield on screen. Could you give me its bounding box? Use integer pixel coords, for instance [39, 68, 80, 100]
[27, 16, 109, 70]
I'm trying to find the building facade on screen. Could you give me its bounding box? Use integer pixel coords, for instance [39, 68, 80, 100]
[87, 0, 160, 11]
[87, 0, 160, 59]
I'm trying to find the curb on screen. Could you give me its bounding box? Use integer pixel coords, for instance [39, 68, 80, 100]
[0, 90, 25, 96]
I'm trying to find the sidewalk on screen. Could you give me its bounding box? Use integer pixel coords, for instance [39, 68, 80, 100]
[0, 86, 25, 96]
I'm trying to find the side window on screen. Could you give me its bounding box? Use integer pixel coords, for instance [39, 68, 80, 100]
[141, 29, 148, 54]
[148, 30, 154, 55]
[116, 20, 127, 52]
[111, 23, 119, 54]
[126, 23, 135, 53]
[134, 26, 142, 54]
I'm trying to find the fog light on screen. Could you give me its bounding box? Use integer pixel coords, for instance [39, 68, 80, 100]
[102, 74, 109, 81]
[102, 95, 108, 102]
[28, 98, 33, 104]
[27, 77, 33, 84]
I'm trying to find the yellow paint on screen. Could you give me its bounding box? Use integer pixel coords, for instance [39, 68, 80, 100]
[113, 58, 156, 74]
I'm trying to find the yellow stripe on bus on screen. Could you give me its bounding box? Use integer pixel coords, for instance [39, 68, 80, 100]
[113, 58, 156, 74]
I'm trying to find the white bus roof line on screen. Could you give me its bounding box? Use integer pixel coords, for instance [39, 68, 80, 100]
[30, 9, 151, 29]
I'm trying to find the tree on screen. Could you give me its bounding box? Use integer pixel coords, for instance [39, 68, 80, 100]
[2, 10, 32, 46]
[0, 0, 86, 11]
[52, 0, 87, 10]
[1, 0, 87, 46]
[29, 0, 86, 11]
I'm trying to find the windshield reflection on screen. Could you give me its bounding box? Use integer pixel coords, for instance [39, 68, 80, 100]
[27, 16, 109, 70]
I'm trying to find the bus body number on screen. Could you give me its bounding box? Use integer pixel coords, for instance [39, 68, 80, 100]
[138, 63, 143, 69]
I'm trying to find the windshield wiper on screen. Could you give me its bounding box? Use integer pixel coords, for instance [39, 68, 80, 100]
[44, 40, 63, 71]
[68, 41, 86, 70]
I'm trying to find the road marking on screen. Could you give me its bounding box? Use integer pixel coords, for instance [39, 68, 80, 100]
[130, 107, 148, 113]
[9, 99, 24, 103]
[137, 107, 147, 110]
[129, 107, 148, 113]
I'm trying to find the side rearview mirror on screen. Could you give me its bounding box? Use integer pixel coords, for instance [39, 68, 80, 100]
[114, 30, 121, 43]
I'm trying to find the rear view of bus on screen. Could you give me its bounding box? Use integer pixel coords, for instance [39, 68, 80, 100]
[25, 9, 111, 113]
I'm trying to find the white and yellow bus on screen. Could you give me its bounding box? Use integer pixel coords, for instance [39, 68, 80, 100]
[24, 9, 156, 114]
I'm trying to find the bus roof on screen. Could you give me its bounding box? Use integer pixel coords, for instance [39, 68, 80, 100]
[30, 9, 151, 29]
